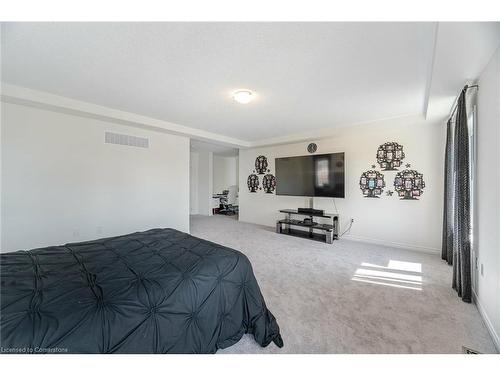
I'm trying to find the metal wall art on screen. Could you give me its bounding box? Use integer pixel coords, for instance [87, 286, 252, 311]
[394, 169, 425, 200]
[248, 155, 276, 194]
[255, 155, 269, 174]
[247, 174, 260, 193]
[376, 142, 405, 171]
[262, 174, 277, 193]
[359, 170, 385, 198]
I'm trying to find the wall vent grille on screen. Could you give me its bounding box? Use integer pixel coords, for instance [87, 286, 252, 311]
[105, 132, 149, 148]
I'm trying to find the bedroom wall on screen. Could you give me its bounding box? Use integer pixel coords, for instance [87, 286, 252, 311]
[475, 45, 500, 351]
[238, 115, 445, 253]
[196, 149, 214, 216]
[213, 155, 238, 193]
[190, 151, 200, 215]
[1, 101, 190, 252]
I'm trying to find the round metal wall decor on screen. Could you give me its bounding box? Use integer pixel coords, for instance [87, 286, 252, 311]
[394, 169, 425, 200]
[307, 143, 318, 153]
[359, 170, 385, 198]
[376, 142, 405, 171]
[255, 155, 268, 174]
[262, 174, 276, 194]
[247, 174, 260, 193]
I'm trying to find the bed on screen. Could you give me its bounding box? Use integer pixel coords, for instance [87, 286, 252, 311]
[0, 228, 283, 353]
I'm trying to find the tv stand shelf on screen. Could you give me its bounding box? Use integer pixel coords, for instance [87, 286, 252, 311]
[276, 209, 339, 244]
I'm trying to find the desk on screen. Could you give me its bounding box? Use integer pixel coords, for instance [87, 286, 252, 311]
[212, 194, 227, 214]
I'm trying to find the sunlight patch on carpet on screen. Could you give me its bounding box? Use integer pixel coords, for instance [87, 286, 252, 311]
[352, 260, 422, 290]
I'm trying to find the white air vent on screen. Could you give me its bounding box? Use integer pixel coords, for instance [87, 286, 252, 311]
[105, 132, 149, 148]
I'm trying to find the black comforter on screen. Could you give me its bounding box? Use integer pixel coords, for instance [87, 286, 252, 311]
[0, 228, 282, 353]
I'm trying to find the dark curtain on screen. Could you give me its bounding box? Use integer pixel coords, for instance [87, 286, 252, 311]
[441, 119, 454, 264]
[451, 88, 472, 303]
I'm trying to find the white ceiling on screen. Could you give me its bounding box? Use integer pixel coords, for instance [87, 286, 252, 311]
[1, 22, 498, 147]
[425, 22, 500, 119]
[190, 139, 238, 157]
[2, 22, 436, 142]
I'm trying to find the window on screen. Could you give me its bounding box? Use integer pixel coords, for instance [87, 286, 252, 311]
[468, 105, 478, 289]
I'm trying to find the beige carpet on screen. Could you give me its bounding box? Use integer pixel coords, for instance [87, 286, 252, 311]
[190, 214, 497, 354]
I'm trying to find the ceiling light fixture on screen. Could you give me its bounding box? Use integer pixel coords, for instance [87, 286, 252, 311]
[232, 89, 254, 104]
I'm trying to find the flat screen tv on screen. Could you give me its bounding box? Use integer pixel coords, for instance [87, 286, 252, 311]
[275, 152, 345, 198]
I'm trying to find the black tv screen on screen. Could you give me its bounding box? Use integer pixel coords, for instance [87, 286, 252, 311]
[275, 152, 345, 198]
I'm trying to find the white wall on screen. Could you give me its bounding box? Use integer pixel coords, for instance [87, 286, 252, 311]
[189, 151, 199, 215]
[239, 115, 445, 253]
[475, 46, 500, 351]
[1, 102, 190, 252]
[0, 45, 2, 251]
[195, 150, 213, 216]
[213, 155, 238, 193]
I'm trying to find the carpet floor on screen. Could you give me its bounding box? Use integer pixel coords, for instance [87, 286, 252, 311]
[190, 214, 497, 354]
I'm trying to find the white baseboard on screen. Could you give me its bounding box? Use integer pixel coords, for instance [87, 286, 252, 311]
[473, 290, 500, 353]
[342, 234, 440, 255]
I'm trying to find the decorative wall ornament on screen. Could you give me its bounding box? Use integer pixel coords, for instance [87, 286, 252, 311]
[247, 174, 260, 193]
[405, 163, 411, 168]
[307, 143, 318, 153]
[376, 142, 405, 171]
[255, 156, 268, 174]
[371, 164, 377, 169]
[386, 190, 394, 196]
[359, 170, 385, 198]
[262, 174, 277, 193]
[394, 169, 425, 200]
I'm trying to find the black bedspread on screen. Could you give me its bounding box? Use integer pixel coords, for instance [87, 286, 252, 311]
[0, 228, 282, 353]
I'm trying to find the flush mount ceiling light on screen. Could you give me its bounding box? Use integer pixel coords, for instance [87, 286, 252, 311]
[232, 89, 255, 104]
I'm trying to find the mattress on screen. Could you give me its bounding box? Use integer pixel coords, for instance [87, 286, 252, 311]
[0, 228, 283, 353]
